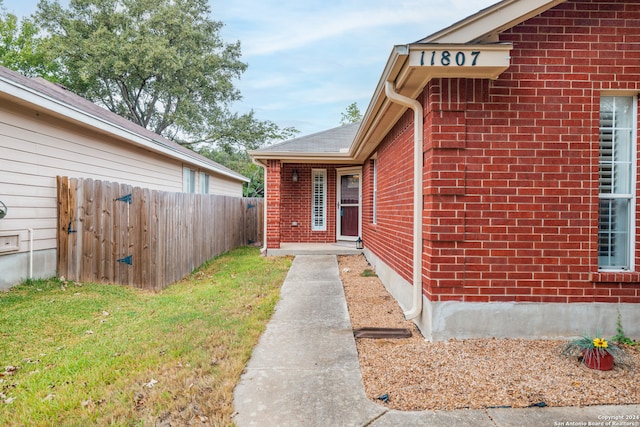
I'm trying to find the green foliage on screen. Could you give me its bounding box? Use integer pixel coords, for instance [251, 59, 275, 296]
[32, 0, 298, 187]
[612, 310, 636, 346]
[197, 112, 298, 196]
[202, 147, 266, 197]
[340, 101, 363, 125]
[0, 247, 292, 426]
[207, 109, 298, 154]
[0, 0, 297, 189]
[561, 333, 630, 366]
[360, 268, 377, 277]
[0, 8, 60, 78]
[35, 0, 245, 142]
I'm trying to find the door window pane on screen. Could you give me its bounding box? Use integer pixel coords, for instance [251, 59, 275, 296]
[340, 173, 359, 237]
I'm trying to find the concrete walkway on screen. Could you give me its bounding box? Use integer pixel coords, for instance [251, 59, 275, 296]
[234, 255, 640, 426]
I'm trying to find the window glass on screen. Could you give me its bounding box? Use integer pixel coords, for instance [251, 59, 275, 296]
[200, 172, 210, 194]
[599, 199, 630, 269]
[598, 96, 636, 270]
[183, 167, 196, 193]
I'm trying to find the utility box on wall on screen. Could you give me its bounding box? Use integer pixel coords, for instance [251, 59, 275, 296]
[0, 234, 19, 253]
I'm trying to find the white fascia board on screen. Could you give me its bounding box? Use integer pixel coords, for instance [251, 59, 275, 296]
[421, 0, 567, 44]
[346, 1, 566, 165]
[248, 150, 357, 164]
[349, 45, 409, 160]
[0, 76, 248, 183]
[406, 43, 512, 78]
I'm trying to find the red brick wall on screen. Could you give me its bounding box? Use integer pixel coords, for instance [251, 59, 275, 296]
[362, 110, 416, 283]
[278, 163, 352, 243]
[365, 0, 640, 304]
[266, 160, 281, 248]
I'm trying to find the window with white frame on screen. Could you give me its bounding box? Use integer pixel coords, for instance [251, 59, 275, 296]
[183, 167, 196, 193]
[200, 172, 210, 194]
[598, 95, 637, 270]
[312, 169, 327, 231]
[372, 159, 377, 224]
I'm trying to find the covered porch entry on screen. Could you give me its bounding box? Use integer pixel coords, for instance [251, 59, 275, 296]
[261, 162, 363, 251]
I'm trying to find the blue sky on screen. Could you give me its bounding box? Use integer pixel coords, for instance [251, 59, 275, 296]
[2, 0, 497, 137]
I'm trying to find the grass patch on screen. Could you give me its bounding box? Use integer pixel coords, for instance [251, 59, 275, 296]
[0, 247, 291, 426]
[360, 268, 377, 277]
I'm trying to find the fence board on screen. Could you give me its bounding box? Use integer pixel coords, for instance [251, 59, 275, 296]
[101, 182, 114, 283]
[56, 176, 70, 279]
[70, 178, 80, 281]
[56, 177, 263, 290]
[81, 179, 95, 283]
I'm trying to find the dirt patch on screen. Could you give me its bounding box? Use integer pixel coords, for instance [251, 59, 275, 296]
[339, 254, 640, 411]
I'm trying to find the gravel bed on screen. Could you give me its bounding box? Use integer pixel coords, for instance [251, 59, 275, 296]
[338, 254, 640, 411]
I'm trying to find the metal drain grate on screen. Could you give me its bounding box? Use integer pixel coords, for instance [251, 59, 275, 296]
[353, 327, 412, 339]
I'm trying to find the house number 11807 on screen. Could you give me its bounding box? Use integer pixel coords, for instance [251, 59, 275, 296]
[420, 50, 481, 67]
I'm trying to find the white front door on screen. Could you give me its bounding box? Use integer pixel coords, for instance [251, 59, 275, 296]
[337, 167, 361, 241]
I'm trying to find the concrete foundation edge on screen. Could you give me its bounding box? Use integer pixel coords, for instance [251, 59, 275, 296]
[0, 249, 57, 290]
[362, 248, 640, 341]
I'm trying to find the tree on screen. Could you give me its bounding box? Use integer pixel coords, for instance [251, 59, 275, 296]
[0, 8, 59, 78]
[198, 110, 298, 197]
[206, 110, 297, 153]
[33, 0, 297, 194]
[35, 0, 249, 144]
[340, 102, 362, 125]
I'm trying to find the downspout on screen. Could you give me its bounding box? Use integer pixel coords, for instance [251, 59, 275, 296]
[384, 80, 423, 320]
[251, 158, 268, 254]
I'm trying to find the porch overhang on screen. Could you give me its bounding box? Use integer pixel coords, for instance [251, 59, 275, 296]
[249, 151, 360, 165]
[349, 42, 512, 163]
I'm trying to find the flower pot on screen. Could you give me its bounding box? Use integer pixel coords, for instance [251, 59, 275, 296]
[583, 349, 614, 371]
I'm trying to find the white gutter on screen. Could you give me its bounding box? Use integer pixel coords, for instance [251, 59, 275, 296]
[384, 81, 423, 320]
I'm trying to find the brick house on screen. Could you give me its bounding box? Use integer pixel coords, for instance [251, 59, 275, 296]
[250, 0, 640, 340]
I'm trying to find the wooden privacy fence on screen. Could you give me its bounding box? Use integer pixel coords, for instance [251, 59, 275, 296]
[57, 176, 264, 290]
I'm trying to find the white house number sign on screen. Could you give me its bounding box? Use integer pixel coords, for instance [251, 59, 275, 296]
[420, 50, 481, 67]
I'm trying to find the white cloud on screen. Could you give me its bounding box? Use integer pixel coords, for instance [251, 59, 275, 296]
[220, 0, 498, 56]
[224, 0, 502, 134]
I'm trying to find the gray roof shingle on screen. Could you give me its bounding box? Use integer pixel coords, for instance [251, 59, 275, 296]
[256, 121, 360, 154]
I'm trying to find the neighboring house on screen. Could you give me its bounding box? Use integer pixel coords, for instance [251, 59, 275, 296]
[250, 0, 640, 340]
[0, 66, 248, 289]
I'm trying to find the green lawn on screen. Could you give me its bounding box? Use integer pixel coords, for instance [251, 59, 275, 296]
[0, 247, 291, 426]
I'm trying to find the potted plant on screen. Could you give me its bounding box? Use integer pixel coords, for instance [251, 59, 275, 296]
[562, 334, 625, 371]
